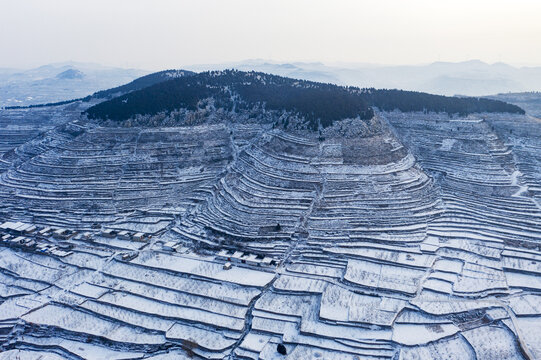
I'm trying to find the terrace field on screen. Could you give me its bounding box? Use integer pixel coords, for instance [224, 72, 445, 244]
[0, 72, 540, 359]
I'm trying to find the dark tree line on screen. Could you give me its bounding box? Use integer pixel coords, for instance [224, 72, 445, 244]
[362, 89, 523, 116]
[5, 98, 86, 110]
[85, 70, 525, 128]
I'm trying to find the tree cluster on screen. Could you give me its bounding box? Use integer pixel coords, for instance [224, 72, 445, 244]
[362, 89, 524, 116]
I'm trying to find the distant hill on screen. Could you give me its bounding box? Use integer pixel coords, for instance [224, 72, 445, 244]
[485, 92, 541, 117]
[187, 60, 541, 96]
[56, 68, 85, 80]
[0, 62, 149, 107]
[86, 70, 524, 129]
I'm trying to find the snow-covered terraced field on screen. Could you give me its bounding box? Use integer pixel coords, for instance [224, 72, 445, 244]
[0, 104, 88, 172]
[0, 104, 540, 359]
[0, 105, 232, 230]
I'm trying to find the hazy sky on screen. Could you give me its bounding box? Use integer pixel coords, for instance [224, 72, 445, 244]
[2, 0, 541, 70]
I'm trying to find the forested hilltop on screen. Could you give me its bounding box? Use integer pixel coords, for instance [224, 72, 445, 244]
[86, 70, 525, 129]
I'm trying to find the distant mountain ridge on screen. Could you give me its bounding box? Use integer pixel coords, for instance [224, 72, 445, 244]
[186, 60, 541, 96]
[3, 60, 540, 108]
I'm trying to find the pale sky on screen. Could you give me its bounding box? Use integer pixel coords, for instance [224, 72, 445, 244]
[1, 0, 541, 70]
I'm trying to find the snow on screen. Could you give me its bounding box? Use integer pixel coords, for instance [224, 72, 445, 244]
[512, 316, 541, 359]
[505, 271, 541, 291]
[319, 284, 405, 326]
[142, 350, 192, 360]
[273, 274, 328, 293]
[70, 281, 109, 298]
[98, 291, 245, 330]
[432, 259, 463, 274]
[0, 282, 32, 298]
[99, 276, 248, 318]
[453, 262, 507, 294]
[286, 263, 344, 278]
[462, 325, 523, 360]
[22, 304, 165, 344]
[0, 350, 67, 360]
[102, 260, 261, 305]
[166, 322, 237, 351]
[19, 335, 145, 360]
[239, 333, 272, 352]
[411, 298, 503, 316]
[252, 316, 294, 335]
[440, 138, 457, 151]
[398, 335, 475, 360]
[0, 248, 74, 284]
[299, 318, 392, 342]
[508, 294, 541, 315]
[510, 170, 529, 197]
[131, 252, 275, 287]
[0, 294, 48, 321]
[80, 300, 174, 332]
[344, 259, 426, 294]
[325, 246, 436, 268]
[422, 278, 453, 294]
[392, 323, 460, 345]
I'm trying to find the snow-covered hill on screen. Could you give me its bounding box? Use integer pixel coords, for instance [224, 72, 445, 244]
[0, 62, 149, 107]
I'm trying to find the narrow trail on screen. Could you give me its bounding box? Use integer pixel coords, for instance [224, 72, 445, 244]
[227, 175, 327, 358]
[172, 121, 268, 232]
[279, 141, 328, 271]
[227, 274, 279, 359]
[409, 297, 534, 360]
[227, 129, 327, 358]
[503, 303, 534, 360]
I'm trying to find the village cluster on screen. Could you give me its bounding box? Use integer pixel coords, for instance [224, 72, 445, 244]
[0, 221, 149, 257]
